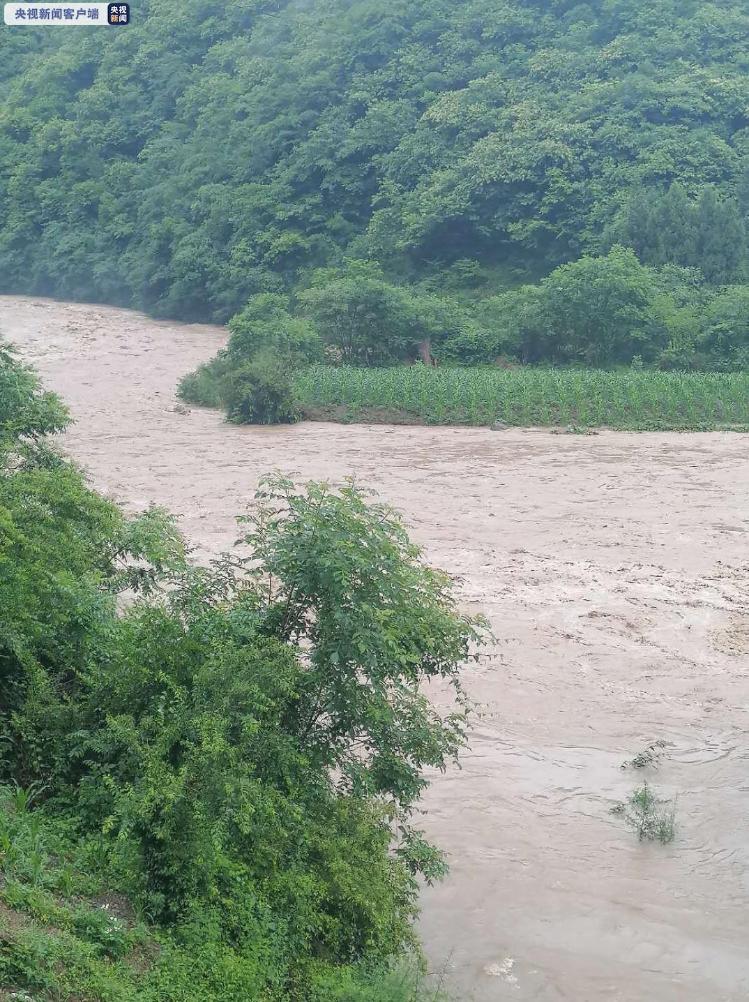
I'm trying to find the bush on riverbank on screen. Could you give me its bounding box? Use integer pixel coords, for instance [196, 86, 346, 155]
[178, 351, 300, 425]
[1, 346, 477, 1000]
[177, 353, 229, 409]
[225, 352, 300, 424]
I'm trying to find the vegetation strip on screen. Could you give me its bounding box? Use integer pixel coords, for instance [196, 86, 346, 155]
[292, 367, 749, 430]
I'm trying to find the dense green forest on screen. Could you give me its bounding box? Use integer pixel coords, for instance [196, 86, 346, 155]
[0, 343, 479, 998]
[2, 0, 749, 377]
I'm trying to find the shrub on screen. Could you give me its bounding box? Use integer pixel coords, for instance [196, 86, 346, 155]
[224, 352, 299, 424]
[621, 740, 668, 770]
[177, 352, 230, 408]
[611, 783, 677, 843]
[0, 789, 446, 1000]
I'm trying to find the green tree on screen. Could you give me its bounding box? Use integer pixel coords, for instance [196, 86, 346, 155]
[696, 188, 746, 284]
[649, 184, 699, 269]
[0, 343, 68, 454]
[487, 247, 671, 365]
[698, 285, 749, 369]
[70, 471, 480, 978]
[2, 354, 481, 997]
[0, 346, 185, 786]
[299, 262, 418, 364]
[227, 293, 322, 365]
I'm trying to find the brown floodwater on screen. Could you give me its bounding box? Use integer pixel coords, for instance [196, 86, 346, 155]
[5, 295, 749, 1001]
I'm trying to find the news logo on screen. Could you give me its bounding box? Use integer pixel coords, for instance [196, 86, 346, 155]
[107, 2, 126, 22]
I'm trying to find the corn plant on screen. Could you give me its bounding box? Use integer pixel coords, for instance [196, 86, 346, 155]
[294, 366, 749, 429]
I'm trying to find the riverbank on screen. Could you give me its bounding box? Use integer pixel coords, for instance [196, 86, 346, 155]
[5, 295, 749, 1002]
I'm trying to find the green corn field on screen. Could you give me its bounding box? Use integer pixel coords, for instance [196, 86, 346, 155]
[293, 366, 749, 429]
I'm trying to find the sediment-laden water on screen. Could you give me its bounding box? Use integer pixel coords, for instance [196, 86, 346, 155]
[6, 295, 749, 1002]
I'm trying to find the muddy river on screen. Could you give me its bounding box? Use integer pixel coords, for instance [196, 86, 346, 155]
[5, 295, 749, 1001]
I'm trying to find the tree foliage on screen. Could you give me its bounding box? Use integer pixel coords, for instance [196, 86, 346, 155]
[479, 247, 671, 366]
[610, 183, 747, 283]
[224, 351, 300, 424]
[1, 350, 481, 997]
[3, 0, 749, 373]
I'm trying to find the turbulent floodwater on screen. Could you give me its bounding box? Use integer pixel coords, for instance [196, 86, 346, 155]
[6, 295, 749, 1002]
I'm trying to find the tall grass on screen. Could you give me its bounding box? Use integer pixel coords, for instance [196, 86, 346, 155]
[293, 365, 749, 429]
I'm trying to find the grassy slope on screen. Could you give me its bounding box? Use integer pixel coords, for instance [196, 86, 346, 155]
[0, 791, 156, 1002]
[0, 793, 446, 1002]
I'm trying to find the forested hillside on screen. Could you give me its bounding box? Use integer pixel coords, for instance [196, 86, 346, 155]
[2, 0, 749, 370]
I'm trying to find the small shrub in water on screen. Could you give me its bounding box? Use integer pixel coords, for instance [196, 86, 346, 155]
[611, 782, 676, 843]
[621, 739, 669, 770]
